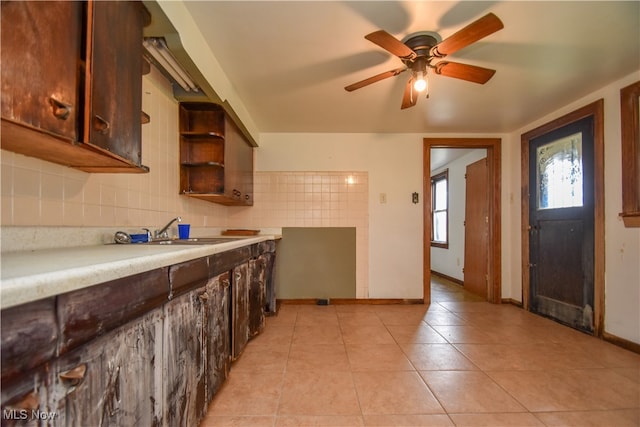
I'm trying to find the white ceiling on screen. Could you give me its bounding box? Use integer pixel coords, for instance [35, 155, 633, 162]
[182, 1, 639, 134]
[431, 148, 480, 170]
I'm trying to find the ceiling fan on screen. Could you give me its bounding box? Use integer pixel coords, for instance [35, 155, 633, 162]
[345, 13, 504, 109]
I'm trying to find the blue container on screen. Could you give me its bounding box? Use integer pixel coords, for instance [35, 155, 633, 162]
[178, 224, 190, 239]
[130, 233, 148, 243]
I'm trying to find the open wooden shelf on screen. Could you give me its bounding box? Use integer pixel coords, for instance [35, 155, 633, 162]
[178, 102, 253, 205]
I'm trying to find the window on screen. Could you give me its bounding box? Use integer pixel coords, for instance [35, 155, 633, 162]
[431, 170, 448, 248]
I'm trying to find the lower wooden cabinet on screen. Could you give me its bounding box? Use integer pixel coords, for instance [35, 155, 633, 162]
[162, 273, 233, 425]
[56, 308, 164, 426]
[205, 272, 231, 403]
[163, 286, 207, 426]
[0, 242, 275, 426]
[1, 308, 163, 426]
[231, 263, 250, 360]
[249, 255, 268, 338]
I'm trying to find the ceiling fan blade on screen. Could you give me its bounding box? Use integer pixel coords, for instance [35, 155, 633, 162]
[431, 13, 503, 57]
[433, 61, 496, 84]
[365, 30, 417, 60]
[344, 67, 407, 92]
[401, 77, 418, 109]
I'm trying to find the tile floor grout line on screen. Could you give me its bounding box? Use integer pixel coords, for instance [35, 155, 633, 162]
[274, 308, 301, 423]
[203, 280, 639, 426]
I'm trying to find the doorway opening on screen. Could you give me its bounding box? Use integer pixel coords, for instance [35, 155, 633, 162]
[423, 138, 502, 305]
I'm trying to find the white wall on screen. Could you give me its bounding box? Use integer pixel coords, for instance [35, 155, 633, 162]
[256, 133, 424, 298]
[256, 134, 509, 299]
[431, 149, 487, 281]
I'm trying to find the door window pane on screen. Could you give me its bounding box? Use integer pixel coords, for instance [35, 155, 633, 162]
[537, 132, 583, 209]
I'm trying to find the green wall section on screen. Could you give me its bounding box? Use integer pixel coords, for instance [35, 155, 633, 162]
[275, 227, 356, 299]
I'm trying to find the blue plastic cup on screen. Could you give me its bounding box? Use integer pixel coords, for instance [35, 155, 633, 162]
[178, 223, 190, 239]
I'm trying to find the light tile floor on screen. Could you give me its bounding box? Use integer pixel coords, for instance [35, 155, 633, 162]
[201, 279, 640, 426]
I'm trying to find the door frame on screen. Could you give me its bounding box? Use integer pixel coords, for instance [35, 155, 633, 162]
[423, 138, 502, 304]
[521, 99, 605, 336]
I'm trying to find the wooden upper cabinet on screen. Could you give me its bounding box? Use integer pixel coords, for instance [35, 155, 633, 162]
[179, 102, 254, 206]
[0, 0, 149, 173]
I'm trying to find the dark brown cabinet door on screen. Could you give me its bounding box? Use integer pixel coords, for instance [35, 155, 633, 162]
[232, 263, 250, 360]
[248, 256, 267, 338]
[163, 287, 207, 425]
[1, 1, 82, 141]
[205, 272, 231, 403]
[55, 308, 164, 426]
[85, 0, 144, 166]
[224, 116, 254, 205]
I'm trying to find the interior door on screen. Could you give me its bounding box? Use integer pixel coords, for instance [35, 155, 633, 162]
[464, 158, 489, 298]
[529, 116, 595, 333]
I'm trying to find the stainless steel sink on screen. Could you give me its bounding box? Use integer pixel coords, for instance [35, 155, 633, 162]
[146, 237, 240, 245]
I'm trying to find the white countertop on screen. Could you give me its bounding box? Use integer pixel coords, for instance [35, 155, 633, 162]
[0, 235, 275, 310]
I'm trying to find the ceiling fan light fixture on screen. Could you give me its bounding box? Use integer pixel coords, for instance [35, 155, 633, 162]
[345, 13, 503, 109]
[413, 70, 428, 92]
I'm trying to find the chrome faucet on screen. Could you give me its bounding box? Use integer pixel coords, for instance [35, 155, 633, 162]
[155, 216, 181, 240]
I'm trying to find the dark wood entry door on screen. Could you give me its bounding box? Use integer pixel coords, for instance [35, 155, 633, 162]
[464, 158, 489, 298]
[528, 116, 595, 333]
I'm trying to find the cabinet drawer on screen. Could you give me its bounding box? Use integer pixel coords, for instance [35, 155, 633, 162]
[252, 240, 276, 257]
[208, 246, 253, 277]
[169, 257, 209, 298]
[0, 298, 57, 381]
[57, 267, 169, 354]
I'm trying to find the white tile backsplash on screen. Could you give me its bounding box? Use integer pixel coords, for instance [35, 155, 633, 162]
[0, 68, 371, 297]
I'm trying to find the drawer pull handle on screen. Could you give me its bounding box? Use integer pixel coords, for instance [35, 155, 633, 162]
[93, 115, 110, 135]
[10, 391, 38, 411]
[59, 363, 87, 387]
[49, 97, 71, 120]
